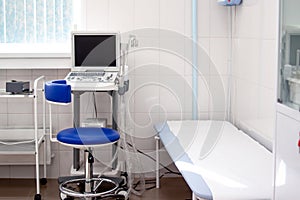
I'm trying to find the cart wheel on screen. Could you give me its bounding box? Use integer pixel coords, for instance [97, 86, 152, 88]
[40, 178, 47, 185]
[34, 194, 41, 200]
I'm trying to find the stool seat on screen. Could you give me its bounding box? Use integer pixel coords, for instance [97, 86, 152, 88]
[57, 127, 120, 146]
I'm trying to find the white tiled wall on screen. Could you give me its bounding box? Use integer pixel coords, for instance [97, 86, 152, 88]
[0, 0, 278, 178]
[232, 1, 278, 144]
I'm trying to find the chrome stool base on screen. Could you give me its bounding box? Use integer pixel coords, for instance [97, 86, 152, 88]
[59, 177, 119, 199]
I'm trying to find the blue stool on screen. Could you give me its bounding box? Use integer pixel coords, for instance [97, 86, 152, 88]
[44, 80, 121, 199]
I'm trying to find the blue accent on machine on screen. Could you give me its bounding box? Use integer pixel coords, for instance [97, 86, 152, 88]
[217, 0, 242, 6]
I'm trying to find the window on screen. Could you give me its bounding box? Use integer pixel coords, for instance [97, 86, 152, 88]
[0, 0, 79, 57]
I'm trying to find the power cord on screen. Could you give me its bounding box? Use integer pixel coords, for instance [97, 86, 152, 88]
[119, 141, 181, 192]
[92, 92, 98, 118]
[90, 95, 181, 191]
[125, 142, 181, 175]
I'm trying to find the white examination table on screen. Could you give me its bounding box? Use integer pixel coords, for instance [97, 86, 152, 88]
[154, 120, 272, 200]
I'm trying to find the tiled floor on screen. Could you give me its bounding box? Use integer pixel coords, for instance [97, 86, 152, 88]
[0, 177, 192, 200]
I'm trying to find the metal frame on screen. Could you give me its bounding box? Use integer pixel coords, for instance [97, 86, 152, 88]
[0, 76, 47, 198]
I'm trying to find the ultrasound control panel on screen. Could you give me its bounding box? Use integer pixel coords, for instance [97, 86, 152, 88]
[65, 71, 118, 91]
[66, 72, 117, 83]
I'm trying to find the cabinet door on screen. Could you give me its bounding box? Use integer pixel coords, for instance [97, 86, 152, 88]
[275, 112, 300, 199]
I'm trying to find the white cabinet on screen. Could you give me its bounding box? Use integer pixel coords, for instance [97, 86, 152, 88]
[275, 104, 300, 199]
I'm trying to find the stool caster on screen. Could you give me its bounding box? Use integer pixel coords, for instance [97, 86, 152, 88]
[115, 190, 128, 200]
[60, 193, 74, 200]
[34, 194, 41, 200]
[40, 178, 47, 185]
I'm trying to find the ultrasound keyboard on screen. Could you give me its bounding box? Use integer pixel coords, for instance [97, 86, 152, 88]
[65, 71, 118, 91]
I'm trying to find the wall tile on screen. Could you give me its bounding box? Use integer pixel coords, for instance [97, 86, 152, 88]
[0, 99, 7, 114]
[159, 112, 185, 122]
[198, 112, 210, 120]
[59, 151, 73, 177]
[134, 0, 159, 29]
[10, 166, 34, 178]
[235, 78, 259, 122]
[130, 149, 156, 174]
[133, 37, 160, 76]
[134, 76, 160, 113]
[235, 0, 262, 39]
[0, 69, 7, 76]
[32, 69, 58, 77]
[232, 0, 277, 144]
[86, 0, 109, 30]
[109, 0, 134, 32]
[210, 1, 228, 38]
[58, 144, 73, 152]
[7, 98, 33, 114]
[261, 0, 278, 40]
[8, 114, 34, 127]
[0, 166, 9, 178]
[57, 114, 73, 131]
[131, 137, 155, 152]
[133, 113, 160, 143]
[185, 0, 211, 37]
[209, 75, 228, 113]
[184, 75, 210, 113]
[210, 37, 229, 76]
[47, 150, 60, 178]
[234, 38, 260, 83]
[259, 40, 278, 89]
[159, 0, 185, 34]
[159, 50, 185, 76]
[57, 69, 70, 79]
[257, 87, 276, 139]
[0, 70, 7, 89]
[0, 114, 7, 127]
[185, 37, 210, 76]
[7, 70, 32, 77]
[159, 76, 186, 114]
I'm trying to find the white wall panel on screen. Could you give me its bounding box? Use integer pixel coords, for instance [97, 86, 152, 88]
[235, 1, 263, 39]
[210, 1, 228, 38]
[184, 75, 210, 113]
[184, 0, 210, 37]
[159, 76, 186, 113]
[159, 0, 185, 34]
[184, 37, 210, 76]
[134, 0, 159, 29]
[259, 40, 278, 90]
[85, 0, 109, 30]
[108, 0, 134, 32]
[134, 76, 159, 113]
[210, 37, 229, 76]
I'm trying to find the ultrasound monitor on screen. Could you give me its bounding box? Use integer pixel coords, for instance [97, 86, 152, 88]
[71, 32, 120, 72]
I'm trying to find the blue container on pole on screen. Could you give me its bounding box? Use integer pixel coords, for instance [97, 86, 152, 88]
[217, 0, 242, 6]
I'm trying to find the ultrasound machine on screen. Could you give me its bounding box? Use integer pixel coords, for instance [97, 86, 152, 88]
[64, 31, 123, 172]
[65, 31, 120, 91]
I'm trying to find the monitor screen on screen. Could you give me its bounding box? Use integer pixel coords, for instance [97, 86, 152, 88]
[71, 32, 120, 71]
